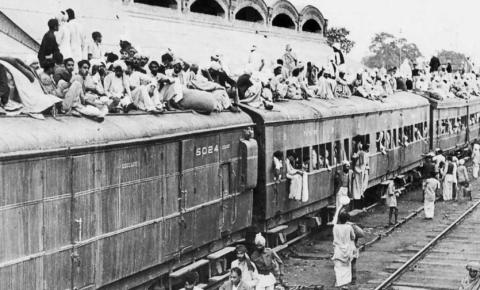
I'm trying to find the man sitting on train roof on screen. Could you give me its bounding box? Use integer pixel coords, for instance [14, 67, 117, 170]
[125, 60, 164, 113]
[103, 60, 134, 113]
[60, 59, 108, 120]
[334, 69, 352, 98]
[53, 56, 74, 84]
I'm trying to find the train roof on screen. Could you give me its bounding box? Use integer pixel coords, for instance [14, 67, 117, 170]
[241, 92, 430, 125]
[0, 112, 253, 156]
[422, 95, 472, 109]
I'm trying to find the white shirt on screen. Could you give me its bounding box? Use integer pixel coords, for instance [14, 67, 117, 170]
[231, 259, 258, 287]
[68, 19, 86, 62]
[88, 41, 104, 61]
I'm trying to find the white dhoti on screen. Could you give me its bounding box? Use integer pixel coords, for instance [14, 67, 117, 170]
[473, 163, 479, 179]
[443, 174, 454, 201]
[332, 187, 349, 224]
[333, 260, 352, 287]
[352, 171, 363, 200]
[424, 199, 435, 218]
[256, 273, 276, 290]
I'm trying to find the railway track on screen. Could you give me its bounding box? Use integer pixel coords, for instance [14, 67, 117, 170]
[282, 177, 480, 290]
[374, 199, 480, 290]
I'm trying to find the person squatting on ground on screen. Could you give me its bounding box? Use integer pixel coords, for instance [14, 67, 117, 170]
[459, 261, 480, 290]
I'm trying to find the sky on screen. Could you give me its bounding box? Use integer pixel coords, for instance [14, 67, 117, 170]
[314, 0, 480, 63]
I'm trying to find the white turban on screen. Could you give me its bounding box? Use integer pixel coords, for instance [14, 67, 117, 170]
[113, 60, 127, 71]
[254, 233, 266, 246]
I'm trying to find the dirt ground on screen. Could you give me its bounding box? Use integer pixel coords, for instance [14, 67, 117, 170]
[281, 173, 479, 290]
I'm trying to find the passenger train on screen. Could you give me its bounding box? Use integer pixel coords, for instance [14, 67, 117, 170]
[1, 91, 479, 290]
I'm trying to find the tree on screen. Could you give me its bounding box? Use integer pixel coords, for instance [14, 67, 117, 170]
[362, 32, 422, 69]
[325, 27, 355, 54]
[437, 50, 467, 72]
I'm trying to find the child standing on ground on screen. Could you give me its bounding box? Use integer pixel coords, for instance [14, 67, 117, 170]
[457, 159, 469, 200]
[386, 180, 399, 225]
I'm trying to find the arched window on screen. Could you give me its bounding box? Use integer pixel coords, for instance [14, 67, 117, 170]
[272, 13, 295, 29]
[235, 6, 263, 23]
[190, 0, 225, 16]
[135, 0, 178, 9]
[302, 19, 322, 33]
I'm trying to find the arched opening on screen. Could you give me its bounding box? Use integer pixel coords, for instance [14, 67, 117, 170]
[190, 0, 225, 16]
[235, 6, 263, 23]
[272, 13, 295, 29]
[302, 19, 322, 33]
[135, 0, 178, 9]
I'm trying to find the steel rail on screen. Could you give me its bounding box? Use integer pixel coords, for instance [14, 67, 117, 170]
[374, 198, 480, 290]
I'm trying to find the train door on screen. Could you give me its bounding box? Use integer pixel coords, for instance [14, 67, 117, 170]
[219, 162, 233, 236]
[179, 140, 195, 253]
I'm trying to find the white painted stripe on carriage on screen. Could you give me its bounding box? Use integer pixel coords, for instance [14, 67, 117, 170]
[0, 191, 246, 269]
[73, 191, 244, 246]
[0, 243, 74, 269]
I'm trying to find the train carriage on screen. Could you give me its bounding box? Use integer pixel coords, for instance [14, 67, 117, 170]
[467, 98, 480, 142]
[0, 112, 256, 290]
[428, 98, 470, 152]
[242, 92, 430, 234]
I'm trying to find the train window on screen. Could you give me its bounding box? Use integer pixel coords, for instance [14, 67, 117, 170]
[398, 127, 404, 146]
[334, 140, 346, 165]
[461, 116, 467, 130]
[385, 130, 392, 149]
[319, 144, 326, 168]
[376, 132, 385, 152]
[326, 143, 333, 167]
[414, 123, 422, 141]
[404, 125, 413, 143]
[392, 129, 397, 148]
[443, 119, 448, 135]
[436, 120, 439, 135]
[423, 122, 428, 138]
[302, 147, 310, 172]
[312, 145, 319, 170]
[286, 148, 302, 169]
[354, 134, 370, 153]
[450, 118, 457, 134]
[344, 138, 350, 160]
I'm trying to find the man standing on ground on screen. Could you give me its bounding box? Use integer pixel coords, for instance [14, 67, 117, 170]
[472, 142, 480, 179]
[220, 268, 252, 290]
[423, 173, 440, 220]
[231, 245, 258, 289]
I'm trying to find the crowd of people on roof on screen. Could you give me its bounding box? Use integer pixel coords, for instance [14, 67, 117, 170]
[355, 55, 480, 102]
[1, 8, 479, 121]
[0, 8, 379, 121]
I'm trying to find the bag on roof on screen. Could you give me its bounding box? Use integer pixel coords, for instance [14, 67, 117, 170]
[178, 88, 216, 114]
